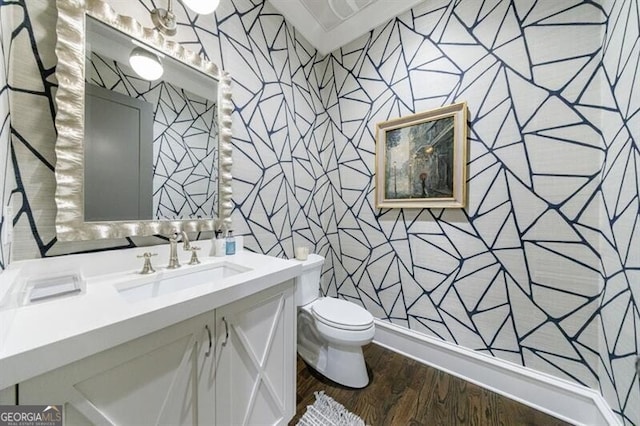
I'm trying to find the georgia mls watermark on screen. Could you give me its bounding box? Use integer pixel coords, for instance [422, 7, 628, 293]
[0, 405, 62, 426]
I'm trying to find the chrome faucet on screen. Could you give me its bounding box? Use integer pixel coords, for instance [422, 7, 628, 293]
[167, 230, 191, 269]
[167, 233, 181, 269]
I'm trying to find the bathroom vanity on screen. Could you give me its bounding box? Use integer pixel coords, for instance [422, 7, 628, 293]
[0, 243, 301, 425]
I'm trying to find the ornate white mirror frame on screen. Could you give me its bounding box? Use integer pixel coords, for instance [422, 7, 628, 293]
[54, 0, 233, 241]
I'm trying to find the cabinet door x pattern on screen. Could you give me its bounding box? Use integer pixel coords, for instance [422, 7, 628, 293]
[18, 281, 296, 426]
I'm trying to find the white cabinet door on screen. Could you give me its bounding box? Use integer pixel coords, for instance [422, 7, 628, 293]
[215, 280, 296, 426]
[19, 312, 215, 426]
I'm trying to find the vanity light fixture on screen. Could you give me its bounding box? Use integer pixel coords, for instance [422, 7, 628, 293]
[151, 0, 219, 36]
[182, 0, 220, 15]
[129, 43, 164, 81]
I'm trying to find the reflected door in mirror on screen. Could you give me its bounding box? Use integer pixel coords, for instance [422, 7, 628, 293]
[85, 84, 153, 221]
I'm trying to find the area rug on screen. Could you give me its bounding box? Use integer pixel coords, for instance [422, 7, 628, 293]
[296, 391, 367, 426]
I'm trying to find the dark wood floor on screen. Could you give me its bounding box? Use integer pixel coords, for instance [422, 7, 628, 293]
[291, 343, 571, 425]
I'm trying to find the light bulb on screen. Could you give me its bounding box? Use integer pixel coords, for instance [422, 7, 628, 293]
[129, 47, 164, 81]
[182, 0, 220, 15]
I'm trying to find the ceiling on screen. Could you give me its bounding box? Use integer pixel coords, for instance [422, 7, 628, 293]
[267, 0, 425, 55]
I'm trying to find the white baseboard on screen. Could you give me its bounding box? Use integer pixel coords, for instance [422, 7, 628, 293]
[373, 320, 619, 426]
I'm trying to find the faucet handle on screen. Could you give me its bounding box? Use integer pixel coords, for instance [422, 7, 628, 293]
[188, 246, 201, 265]
[137, 252, 157, 274]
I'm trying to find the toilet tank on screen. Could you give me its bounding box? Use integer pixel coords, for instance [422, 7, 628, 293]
[295, 254, 325, 306]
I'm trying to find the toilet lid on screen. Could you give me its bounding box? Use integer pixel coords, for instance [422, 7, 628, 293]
[311, 298, 374, 331]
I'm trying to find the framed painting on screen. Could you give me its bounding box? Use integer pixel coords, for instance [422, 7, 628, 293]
[375, 102, 468, 208]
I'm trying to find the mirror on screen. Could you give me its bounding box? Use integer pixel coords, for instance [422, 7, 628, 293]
[54, 0, 233, 241]
[84, 17, 220, 222]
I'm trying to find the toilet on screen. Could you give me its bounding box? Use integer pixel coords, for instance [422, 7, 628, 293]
[295, 254, 375, 388]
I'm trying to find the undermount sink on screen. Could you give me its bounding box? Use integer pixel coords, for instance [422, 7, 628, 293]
[116, 261, 252, 303]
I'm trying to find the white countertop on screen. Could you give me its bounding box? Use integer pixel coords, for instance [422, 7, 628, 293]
[0, 242, 302, 389]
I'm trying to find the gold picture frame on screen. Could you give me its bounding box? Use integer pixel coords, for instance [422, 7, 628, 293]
[375, 102, 468, 209]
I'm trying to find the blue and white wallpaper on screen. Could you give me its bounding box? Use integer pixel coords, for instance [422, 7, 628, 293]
[0, 0, 10, 270]
[0, 0, 638, 424]
[599, 0, 639, 422]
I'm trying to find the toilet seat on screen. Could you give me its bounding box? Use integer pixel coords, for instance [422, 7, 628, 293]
[311, 298, 374, 331]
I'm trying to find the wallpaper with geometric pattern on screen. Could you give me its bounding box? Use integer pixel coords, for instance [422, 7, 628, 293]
[0, 1, 10, 270]
[0, 0, 637, 424]
[598, 0, 639, 423]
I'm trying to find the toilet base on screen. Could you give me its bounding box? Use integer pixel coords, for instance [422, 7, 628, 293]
[324, 344, 370, 388]
[299, 343, 370, 388]
[297, 301, 374, 388]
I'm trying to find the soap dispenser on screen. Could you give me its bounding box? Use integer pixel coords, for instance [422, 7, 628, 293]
[225, 230, 236, 255]
[214, 229, 226, 257]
